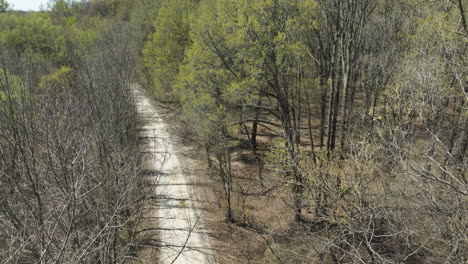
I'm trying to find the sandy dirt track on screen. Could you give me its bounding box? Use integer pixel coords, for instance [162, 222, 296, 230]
[133, 86, 214, 264]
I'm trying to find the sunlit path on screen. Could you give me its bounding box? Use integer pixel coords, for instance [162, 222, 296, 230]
[133, 85, 214, 264]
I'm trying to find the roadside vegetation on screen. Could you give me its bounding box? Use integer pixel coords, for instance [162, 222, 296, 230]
[142, 0, 467, 263]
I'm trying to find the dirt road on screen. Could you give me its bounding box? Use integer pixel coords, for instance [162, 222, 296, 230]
[133, 86, 214, 264]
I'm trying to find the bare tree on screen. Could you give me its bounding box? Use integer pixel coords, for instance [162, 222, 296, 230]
[0, 20, 145, 264]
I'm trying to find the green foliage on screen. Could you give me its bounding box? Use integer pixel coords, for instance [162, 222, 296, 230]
[49, 0, 95, 17]
[142, 0, 194, 100]
[141, 0, 320, 128]
[39, 66, 72, 91]
[174, 0, 243, 151]
[50, 0, 70, 16]
[264, 145, 295, 181]
[64, 20, 99, 51]
[0, 68, 22, 101]
[171, 0, 319, 135]
[66, 15, 77, 26]
[0, 13, 67, 64]
[90, 0, 121, 17]
[128, 0, 161, 33]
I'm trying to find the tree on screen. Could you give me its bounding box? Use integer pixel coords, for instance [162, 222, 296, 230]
[177, 0, 319, 222]
[225, 0, 318, 222]
[0, 0, 9, 12]
[142, 0, 194, 101]
[174, 0, 237, 220]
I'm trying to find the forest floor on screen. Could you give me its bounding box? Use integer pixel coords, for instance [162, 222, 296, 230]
[132, 86, 214, 264]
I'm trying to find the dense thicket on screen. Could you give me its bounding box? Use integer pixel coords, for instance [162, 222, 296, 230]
[0, 0, 160, 262]
[143, 0, 467, 262]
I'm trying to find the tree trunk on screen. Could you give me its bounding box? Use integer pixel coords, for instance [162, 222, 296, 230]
[306, 92, 317, 165]
[251, 97, 262, 151]
[326, 76, 336, 153]
[339, 46, 351, 152]
[330, 76, 341, 152]
[319, 75, 328, 149]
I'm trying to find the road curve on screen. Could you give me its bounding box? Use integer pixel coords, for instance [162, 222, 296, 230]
[133, 86, 214, 264]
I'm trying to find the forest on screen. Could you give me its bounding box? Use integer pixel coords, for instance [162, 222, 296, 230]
[0, 0, 467, 263]
[0, 0, 160, 262]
